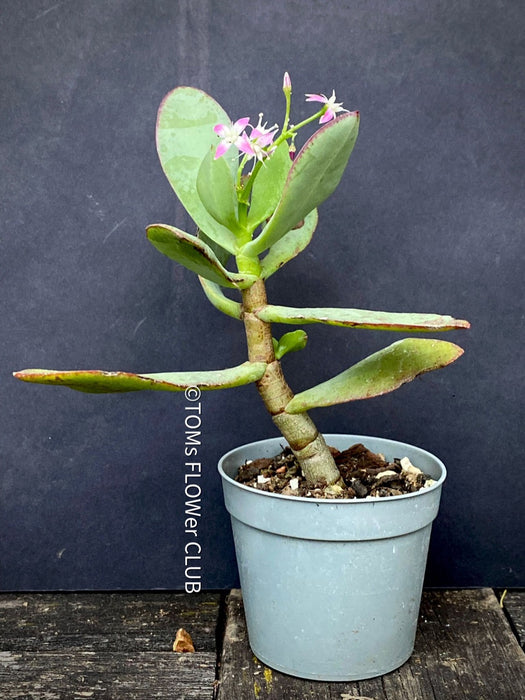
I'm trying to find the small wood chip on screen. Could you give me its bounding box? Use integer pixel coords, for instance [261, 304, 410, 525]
[173, 627, 195, 653]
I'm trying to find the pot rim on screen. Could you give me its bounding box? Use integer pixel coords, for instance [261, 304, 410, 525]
[218, 433, 446, 505]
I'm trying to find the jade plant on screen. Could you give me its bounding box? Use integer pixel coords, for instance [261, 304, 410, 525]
[15, 73, 469, 487]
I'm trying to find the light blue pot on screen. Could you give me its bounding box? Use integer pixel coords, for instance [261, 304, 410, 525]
[218, 434, 446, 681]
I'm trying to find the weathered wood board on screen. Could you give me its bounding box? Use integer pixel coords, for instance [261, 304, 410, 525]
[216, 589, 525, 700]
[502, 590, 525, 649]
[0, 592, 220, 652]
[0, 592, 220, 699]
[0, 651, 216, 699]
[1, 590, 523, 699]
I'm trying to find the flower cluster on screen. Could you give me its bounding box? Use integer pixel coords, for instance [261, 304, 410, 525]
[214, 113, 278, 162]
[214, 73, 348, 162]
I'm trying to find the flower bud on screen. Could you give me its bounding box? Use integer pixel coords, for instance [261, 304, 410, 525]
[282, 71, 292, 95]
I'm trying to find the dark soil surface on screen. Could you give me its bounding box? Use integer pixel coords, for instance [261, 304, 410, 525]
[235, 442, 436, 499]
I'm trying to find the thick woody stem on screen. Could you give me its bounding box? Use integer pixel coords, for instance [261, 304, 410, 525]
[241, 280, 341, 486]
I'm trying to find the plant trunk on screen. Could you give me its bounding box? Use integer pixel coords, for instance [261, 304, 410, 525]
[241, 279, 341, 486]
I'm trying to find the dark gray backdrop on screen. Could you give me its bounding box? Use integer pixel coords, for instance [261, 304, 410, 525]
[2, 0, 523, 590]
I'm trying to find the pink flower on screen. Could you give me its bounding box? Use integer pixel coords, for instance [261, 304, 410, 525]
[238, 113, 279, 162]
[213, 117, 250, 159]
[282, 71, 292, 92]
[305, 90, 348, 124]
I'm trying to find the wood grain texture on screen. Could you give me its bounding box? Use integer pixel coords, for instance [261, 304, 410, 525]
[0, 651, 216, 699]
[1, 590, 523, 699]
[501, 590, 525, 649]
[0, 592, 220, 699]
[216, 589, 525, 700]
[0, 592, 220, 652]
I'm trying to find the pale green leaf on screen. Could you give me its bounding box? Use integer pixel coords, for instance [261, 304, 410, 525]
[156, 86, 238, 252]
[198, 277, 243, 319]
[197, 147, 241, 233]
[198, 228, 231, 266]
[241, 112, 359, 256]
[247, 142, 292, 230]
[255, 305, 470, 331]
[285, 338, 464, 413]
[147, 224, 256, 289]
[260, 209, 318, 278]
[14, 362, 267, 394]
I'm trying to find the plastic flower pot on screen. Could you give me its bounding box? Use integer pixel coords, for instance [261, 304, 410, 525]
[218, 434, 446, 681]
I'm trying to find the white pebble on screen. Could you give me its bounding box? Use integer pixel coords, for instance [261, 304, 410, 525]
[289, 477, 299, 491]
[325, 483, 344, 496]
[400, 456, 422, 475]
[257, 475, 271, 485]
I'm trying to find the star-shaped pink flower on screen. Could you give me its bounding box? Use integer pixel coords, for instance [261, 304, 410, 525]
[213, 117, 251, 159]
[237, 113, 279, 162]
[305, 90, 348, 123]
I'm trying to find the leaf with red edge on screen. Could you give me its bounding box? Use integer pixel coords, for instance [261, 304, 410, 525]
[13, 362, 267, 394]
[285, 338, 465, 413]
[241, 111, 359, 256]
[255, 304, 470, 331]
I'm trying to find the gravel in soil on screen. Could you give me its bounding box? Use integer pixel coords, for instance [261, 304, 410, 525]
[235, 442, 436, 499]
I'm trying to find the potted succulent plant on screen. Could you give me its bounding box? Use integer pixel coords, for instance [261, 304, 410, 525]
[15, 73, 469, 681]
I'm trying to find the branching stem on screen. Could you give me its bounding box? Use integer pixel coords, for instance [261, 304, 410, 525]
[241, 279, 341, 486]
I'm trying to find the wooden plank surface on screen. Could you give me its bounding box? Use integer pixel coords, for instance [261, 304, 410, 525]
[0, 651, 216, 699]
[0, 592, 220, 700]
[1, 590, 523, 699]
[0, 592, 220, 652]
[217, 589, 525, 700]
[502, 590, 525, 649]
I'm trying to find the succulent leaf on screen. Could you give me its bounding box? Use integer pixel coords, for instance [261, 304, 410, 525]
[197, 147, 241, 233]
[198, 277, 243, 319]
[285, 338, 464, 413]
[247, 142, 292, 230]
[197, 228, 231, 266]
[261, 209, 318, 278]
[13, 362, 267, 394]
[146, 224, 257, 288]
[241, 112, 359, 256]
[274, 330, 308, 360]
[255, 305, 470, 331]
[156, 86, 238, 253]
